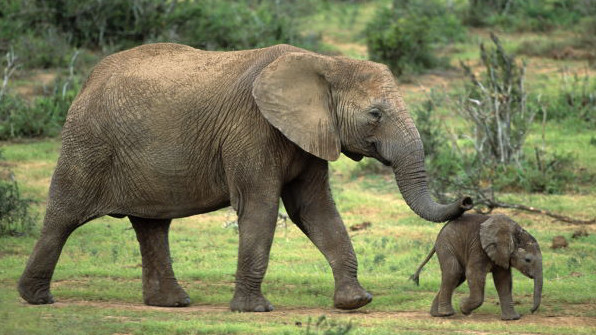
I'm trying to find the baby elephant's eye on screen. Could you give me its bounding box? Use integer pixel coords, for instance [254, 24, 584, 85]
[368, 108, 382, 121]
[524, 257, 532, 263]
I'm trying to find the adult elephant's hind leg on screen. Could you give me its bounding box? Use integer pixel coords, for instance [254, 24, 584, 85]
[18, 207, 82, 304]
[130, 216, 190, 307]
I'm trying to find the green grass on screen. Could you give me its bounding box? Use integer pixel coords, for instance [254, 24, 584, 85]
[1, 139, 595, 334]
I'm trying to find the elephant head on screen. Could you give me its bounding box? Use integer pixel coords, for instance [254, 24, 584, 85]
[479, 215, 543, 313]
[252, 51, 472, 222]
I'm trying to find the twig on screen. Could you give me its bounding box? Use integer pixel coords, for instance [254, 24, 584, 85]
[1, 48, 19, 101]
[62, 49, 80, 97]
[489, 201, 596, 225]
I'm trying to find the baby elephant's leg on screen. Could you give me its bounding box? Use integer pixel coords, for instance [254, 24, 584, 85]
[432, 257, 464, 317]
[460, 266, 486, 315]
[492, 267, 521, 320]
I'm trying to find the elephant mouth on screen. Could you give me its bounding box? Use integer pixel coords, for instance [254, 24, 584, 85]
[379, 157, 391, 166]
[343, 150, 364, 162]
[342, 149, 391, 166]
[367, 141, 391, 166]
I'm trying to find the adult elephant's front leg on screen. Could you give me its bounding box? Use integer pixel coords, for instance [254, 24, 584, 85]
[229, 194, 279, 312]
[281, 163, 372, 310]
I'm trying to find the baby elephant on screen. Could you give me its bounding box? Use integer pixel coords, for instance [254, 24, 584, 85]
[410, 214, 542, 320]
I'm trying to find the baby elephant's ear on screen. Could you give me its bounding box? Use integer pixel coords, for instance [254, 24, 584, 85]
[252, 52, 341, 161]
[479, 215, 519, 269]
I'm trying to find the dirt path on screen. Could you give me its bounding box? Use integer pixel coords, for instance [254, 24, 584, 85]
[48, 299, 596, 328]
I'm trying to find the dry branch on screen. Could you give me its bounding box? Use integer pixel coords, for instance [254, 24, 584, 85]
[480, 200, 595, 225]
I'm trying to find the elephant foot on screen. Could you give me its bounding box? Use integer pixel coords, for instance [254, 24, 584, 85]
[333, 282, 372, 310]
[432, 305, 455, 317]
[432, 310, 455, 317]
[460, 298, 482, 315]
[143, 280, 191, 307]
[501, 312, 521, 321]
[18, 276, 54, 305]
[230, 292, 274, 312]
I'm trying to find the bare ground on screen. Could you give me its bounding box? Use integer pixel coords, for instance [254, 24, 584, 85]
[39, 299, 596, 328]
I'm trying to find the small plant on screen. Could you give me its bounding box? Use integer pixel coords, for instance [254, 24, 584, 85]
[413, 90, 448, 159]
[0, 151, 37, 237]
[459, 33, 537, 166]
[304, 315, 353, 335]
[466, 0, 596, 32]
[0, 81, 79, 140]
[544, 71, 595, 126]
[0, 50, 80, 140]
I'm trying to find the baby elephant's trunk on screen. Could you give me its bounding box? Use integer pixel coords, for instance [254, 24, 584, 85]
[531, 271, 542, 313]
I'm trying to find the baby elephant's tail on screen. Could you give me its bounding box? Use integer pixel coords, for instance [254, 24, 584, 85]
[409, 246, 436, 286]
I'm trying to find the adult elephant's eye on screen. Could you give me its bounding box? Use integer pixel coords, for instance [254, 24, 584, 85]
[368, 108, 382, 121]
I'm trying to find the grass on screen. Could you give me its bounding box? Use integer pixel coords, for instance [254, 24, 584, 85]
[2, 1, 596, 333]
[1, 139, 595, 334]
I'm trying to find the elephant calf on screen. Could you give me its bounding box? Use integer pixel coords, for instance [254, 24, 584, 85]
[410, 214, 542, 320]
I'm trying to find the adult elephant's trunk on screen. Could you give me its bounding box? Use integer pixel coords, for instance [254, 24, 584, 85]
[384, 129, 472, 222]
[531, 270, 543, 313]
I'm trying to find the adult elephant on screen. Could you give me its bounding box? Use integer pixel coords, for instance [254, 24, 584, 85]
[18, 43, 472, 312]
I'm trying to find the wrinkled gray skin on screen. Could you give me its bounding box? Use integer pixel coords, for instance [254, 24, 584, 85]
[18, 43, 472, 312]
[410, 214, 543, 320]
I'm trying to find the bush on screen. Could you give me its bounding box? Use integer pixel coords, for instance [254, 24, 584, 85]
[413, 91, 448, 159]
[0, 0, 321, 66]
[0, 0, 321, 140]
[0, 77, 79, 140]
[170, 0, 318, 51]
[415, 35, 581, 209]
[365, 0, 466, 76]
[540, 72, 596, 126]
[0, 151, 36, 237]
[12, 30, 77, 69]
[466, 0, 596, 32]
[459, 33, 538, 165]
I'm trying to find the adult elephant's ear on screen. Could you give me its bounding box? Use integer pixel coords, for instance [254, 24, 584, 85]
[252, 52, 340, 161]
[480, 215, 518, 269]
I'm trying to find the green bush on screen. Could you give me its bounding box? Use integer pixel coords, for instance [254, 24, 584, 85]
[171, 0, 317, 51]
[365, 0, 466, 76]
[12, 30, 77, 69]
[21, 0, 170, 49]
[413, 91, 448, 159]
[0, 151, 36, 237]
[0, 78, 79, 140]
[0, 0, 321, 68]
[467, 0, 596, 31]
[0, 0, 321, 140]
[542, 73, 596, 126]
